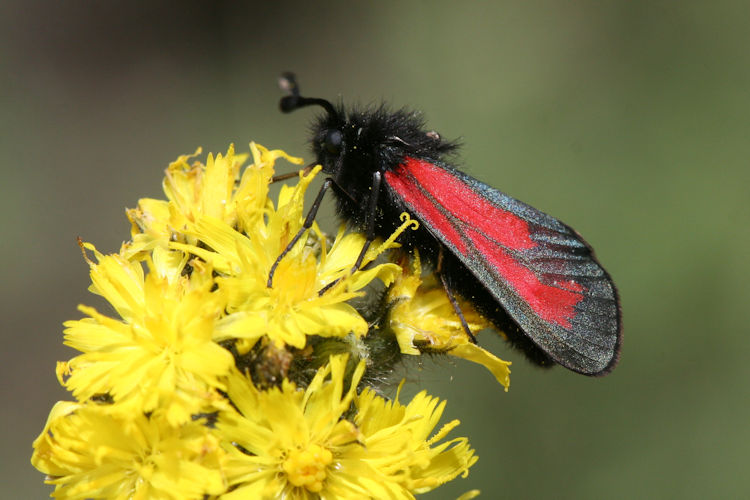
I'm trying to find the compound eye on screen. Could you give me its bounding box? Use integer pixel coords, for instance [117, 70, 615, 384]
[324, 129, 343, 154]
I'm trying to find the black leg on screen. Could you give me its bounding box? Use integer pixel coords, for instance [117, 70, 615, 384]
[352, 170, 381, 269]
[437, 247, 477, 344]
[267, 178, 334, 288]
[271, 164, 314, 184]
[318, 171, 382, 296]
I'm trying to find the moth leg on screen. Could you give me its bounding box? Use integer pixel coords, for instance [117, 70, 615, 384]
[352, 170, 382, 270]
[271, 165, 314, 184]
[318, 171, 382, 295]
[437, 246, 478, 344]
[267, 177, 335, 288]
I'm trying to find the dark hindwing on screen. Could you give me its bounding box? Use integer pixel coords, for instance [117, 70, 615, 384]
[384, 157, 621, 375]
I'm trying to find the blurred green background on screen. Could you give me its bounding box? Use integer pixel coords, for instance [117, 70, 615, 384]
[3, 1, 749, 498]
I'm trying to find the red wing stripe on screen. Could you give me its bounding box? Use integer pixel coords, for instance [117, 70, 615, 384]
[388, 157, 586, 330]
[384, 167, 467, 253]
[466, 228, 584, 328]
[401, 158, 536, 251]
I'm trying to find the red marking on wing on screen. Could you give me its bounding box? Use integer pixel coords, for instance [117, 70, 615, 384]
[384, 167, 467, 253]
[401, 158, 536, 250]
[467, 228, 584, 328]
[388, 157, 584, 328]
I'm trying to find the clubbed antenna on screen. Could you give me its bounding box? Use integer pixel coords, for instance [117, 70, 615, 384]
[278, 72, 337, 117]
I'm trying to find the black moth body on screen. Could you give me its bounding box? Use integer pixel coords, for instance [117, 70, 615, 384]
[278, 74, 622, 375]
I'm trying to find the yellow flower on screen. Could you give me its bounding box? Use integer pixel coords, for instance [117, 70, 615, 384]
[126, 143, 407, 352]
[59, 243, 234, 425]
[353, 385, 478, 495]
[34, 142, 493, 498]
[31, 401, 227, 499]
[208, 219, 406, 352]
[218, 355, 477, 499]
[124, 143, 285, 259]
[387, 254, 511, 390]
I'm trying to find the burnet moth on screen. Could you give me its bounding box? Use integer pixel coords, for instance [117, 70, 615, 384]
[269, 73, 622, 376]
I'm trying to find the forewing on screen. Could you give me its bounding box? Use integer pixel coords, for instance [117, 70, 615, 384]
[384, 157, 621, 375]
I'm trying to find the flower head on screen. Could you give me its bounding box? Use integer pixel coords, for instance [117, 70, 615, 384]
[127, 143, 405, 352]
[59, 244, 234, 425]
[387, 253, 512, 390]
[31, 402, 227, 500]
[218, 354, 476, 499]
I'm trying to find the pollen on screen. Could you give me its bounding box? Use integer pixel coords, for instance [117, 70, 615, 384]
[282, 443, 333, 493]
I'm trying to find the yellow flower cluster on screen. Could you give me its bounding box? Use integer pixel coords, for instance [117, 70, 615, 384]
[32, 143, 507, 499]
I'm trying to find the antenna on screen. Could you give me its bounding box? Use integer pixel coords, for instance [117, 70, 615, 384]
[278, 72, 337, 117]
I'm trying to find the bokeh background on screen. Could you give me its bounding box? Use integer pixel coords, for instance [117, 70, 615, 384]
[3, 1, 749, 498]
